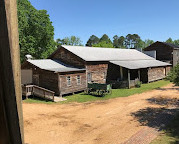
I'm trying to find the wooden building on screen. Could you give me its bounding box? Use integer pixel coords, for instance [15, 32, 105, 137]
[48, 45, 171, 89]
[173, 48, 179, 66]
[22, 45, 171, 96]
[144, 41, 179, 65]
[22, 59, 86, 96]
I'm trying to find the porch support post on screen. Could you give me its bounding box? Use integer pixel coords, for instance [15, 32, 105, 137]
[138, 69, 140, 81]
[128, 69, 130, 89]
[120, 66, 123, 80]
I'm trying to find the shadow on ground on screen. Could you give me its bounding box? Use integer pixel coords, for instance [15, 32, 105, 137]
[131, 96, 179, 143]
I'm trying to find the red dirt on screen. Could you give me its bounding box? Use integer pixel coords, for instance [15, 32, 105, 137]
[23, 84, 179, 144]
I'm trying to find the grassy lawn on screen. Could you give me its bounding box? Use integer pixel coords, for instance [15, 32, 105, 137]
[23, 80, 170, 104]
[151, 113, 179, 144]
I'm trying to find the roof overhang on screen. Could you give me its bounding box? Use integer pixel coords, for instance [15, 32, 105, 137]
[110, 60, 171, 70]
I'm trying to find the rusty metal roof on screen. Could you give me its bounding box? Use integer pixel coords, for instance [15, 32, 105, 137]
[27, 59, 85, 72]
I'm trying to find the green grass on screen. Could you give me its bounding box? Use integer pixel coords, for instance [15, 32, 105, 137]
[23, 80, 170, 104]
[151, 113, 179, 144]
[61, 80, 170, 103]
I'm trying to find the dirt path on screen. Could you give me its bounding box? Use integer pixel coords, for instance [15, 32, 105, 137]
[23, 84, 179, 144]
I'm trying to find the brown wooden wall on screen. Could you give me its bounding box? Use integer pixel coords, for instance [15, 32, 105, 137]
[144, 42, 173, 62]
[59, 71, 86, 95]
[38, 71, 59, 95]
[50, 47, 85, 68]
[148, 67, 166, 82]
[86, 62, 108, 84]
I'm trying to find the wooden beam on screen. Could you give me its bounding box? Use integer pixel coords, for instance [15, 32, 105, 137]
[120, 66, 123, 80]
[0, 0, 24, 143]
[138, 69, 140, 81]
[128, 69, 130, 89]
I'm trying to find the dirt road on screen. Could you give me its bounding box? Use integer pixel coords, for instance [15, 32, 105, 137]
[23, 84, 179, 144]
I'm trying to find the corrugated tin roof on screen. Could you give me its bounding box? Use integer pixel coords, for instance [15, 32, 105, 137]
[61, 45, 154, 61]
[27, 59, 85, 72]
[110, 60, 171, 69]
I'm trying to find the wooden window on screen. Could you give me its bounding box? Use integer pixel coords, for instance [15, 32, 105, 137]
[67, 76, 71, 86]
[77, 75, 81, 85]
[87, 73, 92, 82]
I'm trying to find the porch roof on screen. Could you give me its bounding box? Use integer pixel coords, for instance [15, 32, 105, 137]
[110, 59, 171, 70]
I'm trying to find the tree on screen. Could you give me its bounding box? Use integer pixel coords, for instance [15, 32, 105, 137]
[17, 0, 56, 62]
[167, 64, 179, 86]
[99, 34, 112, 44]
[125, 34, 142, 48]
[113, 35, 126, 48]
[173, 39, 179, 46]
[166, 38, 173, 44]
[58, 36, 83, 46]
[92, 41, 114, 48]
[86, 35, 99, 46]
[143, 39, 154, 48]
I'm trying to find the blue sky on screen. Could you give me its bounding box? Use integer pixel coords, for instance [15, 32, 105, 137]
[29, 0, 179, 44]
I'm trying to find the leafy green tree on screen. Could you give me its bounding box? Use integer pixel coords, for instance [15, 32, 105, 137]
[56, 36, 83, 46]
[143, 39, 154, 48]
[166, 38, 173, 44]
[92, 41, 113, 48]
[17, 0, 56, 62]
[99, 34, 112, 44]
[113, 35, 126, 48]
[86, 35, 99, 46]
[166, 64, 179, 86]
[125, 34, 142, 48]
[173, 39, 179, 46]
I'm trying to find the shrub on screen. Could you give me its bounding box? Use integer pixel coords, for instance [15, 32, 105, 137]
[135, 81, 142, 88]
[166, 64, 179, 86]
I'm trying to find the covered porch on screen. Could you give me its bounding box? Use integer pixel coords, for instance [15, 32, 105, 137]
[107, 59, 170, 88]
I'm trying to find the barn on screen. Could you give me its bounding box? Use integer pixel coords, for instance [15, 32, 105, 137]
[144, 41, 179, 65]
[48, 45, 171, 89]
[22, 59, 86, 96]
[22, 45, 171, 97]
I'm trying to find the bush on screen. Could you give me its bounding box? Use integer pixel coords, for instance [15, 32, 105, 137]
[135, 81, 142, 88]
[166, 64, 179, 86]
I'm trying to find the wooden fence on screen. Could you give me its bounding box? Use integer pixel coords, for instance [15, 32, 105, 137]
[22, 85, 55, 102]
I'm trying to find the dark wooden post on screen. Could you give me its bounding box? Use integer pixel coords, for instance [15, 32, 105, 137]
[128, 69, 130, 88]
[138, 69, 140, 81]
[0, 0, 24, 143]
[120, 66, 123, 80]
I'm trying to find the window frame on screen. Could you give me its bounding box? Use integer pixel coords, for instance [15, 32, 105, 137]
[66, 76, 71, 86]
[87, 72, 92, 83]
[76, 75, 81, 85]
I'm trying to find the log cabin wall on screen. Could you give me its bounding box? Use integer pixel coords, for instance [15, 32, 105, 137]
[86, 62, 108, 84]
[59, 71, 86, 95]
[148, 67, 166, 82]
[51, 47, 85, 68]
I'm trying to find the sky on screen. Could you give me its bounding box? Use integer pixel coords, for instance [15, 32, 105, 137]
[29, 0, 179, 45]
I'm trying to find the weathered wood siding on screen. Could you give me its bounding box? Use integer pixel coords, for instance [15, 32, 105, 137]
[38, 70, 59, 95]
[166, 66, 171, 75]
[51, 47, 85, 68]
[22, 63, 59, 94]
[144, 42, 173, 63]
[86, 62, 108, 84]
[59, 71, 86, 95]
[173, 49, 179, 66]
[148, 67, 166, 82]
